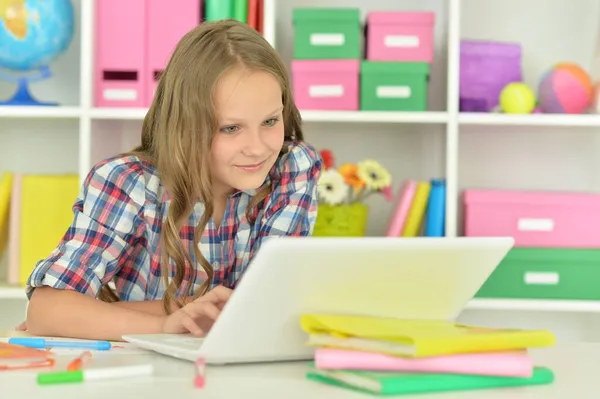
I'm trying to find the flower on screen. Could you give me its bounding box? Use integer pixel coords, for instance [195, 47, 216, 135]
[320, 150, 335, 170]
[338, 163, 365, 194]
[317, 169, 348, 205]
[357, 160, 392, 190]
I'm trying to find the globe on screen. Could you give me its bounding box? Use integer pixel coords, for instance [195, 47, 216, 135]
[0, 0, 74, 106]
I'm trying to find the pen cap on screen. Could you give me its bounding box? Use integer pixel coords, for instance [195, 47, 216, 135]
[38, 370, 84, 385]
[8, 337, 45, 349]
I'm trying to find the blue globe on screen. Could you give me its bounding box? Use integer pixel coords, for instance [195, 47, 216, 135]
[0, 0, 74, 71]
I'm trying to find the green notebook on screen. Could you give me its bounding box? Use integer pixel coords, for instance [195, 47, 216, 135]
[306, 366, 554, 395]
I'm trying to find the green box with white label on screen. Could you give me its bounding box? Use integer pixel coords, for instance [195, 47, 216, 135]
[360, 61, 429, 111]
[475, 248, 600, 300]
[292, 8, 361, 59]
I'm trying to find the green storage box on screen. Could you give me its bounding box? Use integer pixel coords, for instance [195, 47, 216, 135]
[475, 248, 600, 300]
[360, 61, 430, 111]
[292, 8, 361, 59]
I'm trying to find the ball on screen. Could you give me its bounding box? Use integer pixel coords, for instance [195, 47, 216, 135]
[499, 82, 536, 114]
[538, 63, 592, 114]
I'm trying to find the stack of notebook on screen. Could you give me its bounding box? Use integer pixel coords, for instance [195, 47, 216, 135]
[300, 314, 556, 395]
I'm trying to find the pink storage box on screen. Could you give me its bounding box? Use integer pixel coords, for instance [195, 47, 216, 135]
[291, 60, 359, 111]
[95, 0, 146, 107]
[146, 0, 201, 107]
[463, 189, 600, 248]
[366, 11, 435, 62]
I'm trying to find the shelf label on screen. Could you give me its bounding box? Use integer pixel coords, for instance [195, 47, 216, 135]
[376, 86, 411, 98]
[310, 33, 345, 46]
[517, 218, 554, 232]
[103, 89, 138, 101]
[524, 272, 559, 285]
[384, 35, 419, 48]
[309, 85, 344, 98]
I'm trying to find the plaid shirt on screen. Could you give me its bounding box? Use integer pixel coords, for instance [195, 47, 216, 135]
[26, 141, 322, 301]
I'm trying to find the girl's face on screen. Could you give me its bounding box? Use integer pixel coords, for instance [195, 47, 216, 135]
[210, 67, 285, 199]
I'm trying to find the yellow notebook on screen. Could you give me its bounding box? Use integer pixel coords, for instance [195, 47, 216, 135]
[401, 181, 430, 237]
[0, 172, 13, 256]
[19, 174, 80, 286]
[300, 314, 556, 358]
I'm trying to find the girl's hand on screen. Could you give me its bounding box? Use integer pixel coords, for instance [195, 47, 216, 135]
[161, 286, 233, 337]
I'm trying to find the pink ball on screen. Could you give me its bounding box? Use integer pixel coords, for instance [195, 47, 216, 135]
[538, 63, 592, 114]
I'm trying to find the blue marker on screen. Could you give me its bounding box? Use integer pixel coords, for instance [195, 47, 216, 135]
[8, 337, 111, 351]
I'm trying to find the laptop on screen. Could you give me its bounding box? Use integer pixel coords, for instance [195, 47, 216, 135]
[122, 236, 514, 364]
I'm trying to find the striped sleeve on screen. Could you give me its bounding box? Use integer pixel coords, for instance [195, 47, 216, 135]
[257, 141, 322, 240]
[25, 158, 147, 299]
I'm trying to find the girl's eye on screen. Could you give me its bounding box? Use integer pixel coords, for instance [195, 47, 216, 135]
[263, 118, 279, 127]
[220, 125, 239, 134]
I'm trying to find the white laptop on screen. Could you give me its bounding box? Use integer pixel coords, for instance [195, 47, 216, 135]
[122, 236, 514, 364]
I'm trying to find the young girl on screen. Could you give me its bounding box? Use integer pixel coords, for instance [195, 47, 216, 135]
[24, 19, 322, 341]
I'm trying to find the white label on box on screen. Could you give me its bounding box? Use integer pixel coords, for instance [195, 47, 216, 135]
[384, 35, 419, 48]
[524, 272, 559, 285]
[376, 86, 411, 98]
[310, 33, 345, 46]
[309, 85, 344, 98]
[517, 218, 554, 231]
[103, 89, 138, 101]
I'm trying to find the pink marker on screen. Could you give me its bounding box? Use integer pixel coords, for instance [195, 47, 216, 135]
[194, 358, 205, 388]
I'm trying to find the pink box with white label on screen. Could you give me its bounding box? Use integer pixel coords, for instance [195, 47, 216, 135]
[146, 0, 201, 107]
[291, 60, 359, 111]
[366, 11, 435, 62]
[95, 0, 146, 107]
[463, 189, 600, 248]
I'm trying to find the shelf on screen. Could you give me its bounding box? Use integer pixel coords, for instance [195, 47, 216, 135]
[0, 287, 25, 300]
[0, 106, 81, 119]
[300, 111, 448, 124]
[466, 298, 600, 313]
[459, 113, 600, 127]
[90, 108, 449, 124]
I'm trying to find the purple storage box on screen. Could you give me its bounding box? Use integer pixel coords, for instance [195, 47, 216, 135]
[459, 40, 522, 112]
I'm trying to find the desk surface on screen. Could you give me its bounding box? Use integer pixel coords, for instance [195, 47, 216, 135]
[0, 330, 598, 399]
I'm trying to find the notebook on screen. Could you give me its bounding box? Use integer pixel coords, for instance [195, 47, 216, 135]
[301, 314, 556, 358]
[306, 365, 555, 395]
[314, 348, 534, 377]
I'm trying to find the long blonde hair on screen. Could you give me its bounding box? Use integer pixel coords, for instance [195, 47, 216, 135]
[98, 20, 303, 313]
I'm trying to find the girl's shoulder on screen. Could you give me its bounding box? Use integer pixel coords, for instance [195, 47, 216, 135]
[270, 141, 323, 181]
[82, 153, 163, 204]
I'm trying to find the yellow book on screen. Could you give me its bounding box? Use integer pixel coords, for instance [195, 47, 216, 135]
[401, 181, 430, 237]
[0, 172, 13, 256]
[19, 174, 80, 286]
[300, 314, 556, 358]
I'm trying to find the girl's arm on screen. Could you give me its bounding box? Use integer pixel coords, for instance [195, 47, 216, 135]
[111, 297, 193, 315]
[27, 287, 164, 341]
[25, 161, 153, 339]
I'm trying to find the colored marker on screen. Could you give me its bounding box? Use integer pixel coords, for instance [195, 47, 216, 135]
[194, 357, 205, 388]
[66, 351, 92, 371]
[8, 338, 111, 351]
[38, 364, 154, 385]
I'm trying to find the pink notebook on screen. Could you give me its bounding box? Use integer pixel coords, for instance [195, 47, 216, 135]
[314, 348, 533, 377]
[386, 180, 417, 236]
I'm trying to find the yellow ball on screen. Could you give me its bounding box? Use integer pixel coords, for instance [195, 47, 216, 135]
[499, 83, 536, 114]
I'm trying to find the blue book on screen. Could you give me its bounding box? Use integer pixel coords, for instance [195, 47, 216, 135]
[425, 178, 446, 237]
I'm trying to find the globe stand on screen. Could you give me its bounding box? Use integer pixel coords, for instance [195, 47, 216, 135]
[0, 65, 58, 106]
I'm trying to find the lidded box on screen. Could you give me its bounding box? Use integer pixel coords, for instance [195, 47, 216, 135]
[366, 11, 435, 62]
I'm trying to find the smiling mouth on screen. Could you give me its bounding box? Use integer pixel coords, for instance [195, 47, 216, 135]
[235, 160, 266, 172]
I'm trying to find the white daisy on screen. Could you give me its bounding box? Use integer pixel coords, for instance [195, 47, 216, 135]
[357, 160, 392, 190]
[317, 169, 348, 206]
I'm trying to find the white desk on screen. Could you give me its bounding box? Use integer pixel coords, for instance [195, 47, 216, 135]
[1, 330, 599, 399]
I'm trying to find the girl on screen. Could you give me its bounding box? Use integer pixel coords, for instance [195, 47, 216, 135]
[24, 19, 322, 341]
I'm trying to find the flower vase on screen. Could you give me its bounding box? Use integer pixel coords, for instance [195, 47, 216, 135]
[313, 203, 368, 237]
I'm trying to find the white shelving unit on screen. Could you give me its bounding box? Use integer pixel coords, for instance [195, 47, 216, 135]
[2, 0, 600, 339]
